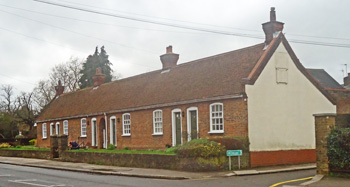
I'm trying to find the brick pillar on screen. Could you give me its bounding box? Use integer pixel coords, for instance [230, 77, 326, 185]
[57, 134, 68, 156]
[314, 113, 336, 175]
[50, 135, 58, 158]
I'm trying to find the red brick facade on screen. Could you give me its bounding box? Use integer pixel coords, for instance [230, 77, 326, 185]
[327, 89, 350, 114]
[37, 98, 248, 149]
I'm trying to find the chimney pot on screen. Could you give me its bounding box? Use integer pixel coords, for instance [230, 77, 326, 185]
[262, 7, 284, 45]
[92, 68, 106, 87]
[270, 7, 276, 21]
[160, 45, 179, 69]
[166, 46, 173, 53]
[344, 73, 350, 88]
[55, 80, 64, 96]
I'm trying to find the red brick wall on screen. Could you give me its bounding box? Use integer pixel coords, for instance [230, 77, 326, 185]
[250, 149, 316, 167]
[37, 98, 248, 149]
[327, 90, 350, 114]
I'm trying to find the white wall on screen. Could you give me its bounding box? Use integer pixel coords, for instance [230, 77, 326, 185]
[246, 43, 336, 152]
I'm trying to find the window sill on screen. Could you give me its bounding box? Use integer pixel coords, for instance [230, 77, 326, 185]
[42, 138, 47, 140]
[122, 134, 131, 137]
[208, 131, 224, 134]
[79, 136, 87, 138]
[152, 133, 163, 136]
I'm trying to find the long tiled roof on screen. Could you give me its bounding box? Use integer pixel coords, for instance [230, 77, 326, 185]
[307, 69, 344, 89]
[37, 43, 266, 121]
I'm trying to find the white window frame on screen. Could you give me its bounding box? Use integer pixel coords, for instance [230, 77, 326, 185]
[91, 118, 97, 146]
[209, 103, 224, 133]
[153, 110, 163, 135]
[109, 116, 117, 146]
[122, 113, 131, 136]
[187, 107, 199, 141]
[63, 120, 68, 135]
[171, 108, 182, 146]
[50, 123, 54, 136]
[42, 123, 47, 139]
[81, 118, 87, 137]
[55, 122, 60, 135]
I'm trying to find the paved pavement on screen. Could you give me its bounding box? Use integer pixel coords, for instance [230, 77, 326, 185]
[0, 156, 315, 180]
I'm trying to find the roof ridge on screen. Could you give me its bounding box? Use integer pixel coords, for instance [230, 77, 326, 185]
[175, 43, 265, 68]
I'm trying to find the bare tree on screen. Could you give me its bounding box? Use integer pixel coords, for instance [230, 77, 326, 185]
[50, 57, 83, 92]
[0, 85, 19, 114]
[33, 57, 83, 110]
[16, 91, 36, 130]
[33, 80, 55, 110]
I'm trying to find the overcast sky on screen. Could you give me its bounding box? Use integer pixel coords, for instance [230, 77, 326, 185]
[0, 0, 349, 95]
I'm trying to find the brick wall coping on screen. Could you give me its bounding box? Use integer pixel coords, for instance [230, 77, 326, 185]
[36, 94, 243, 123]
[313, 113, 337, 117]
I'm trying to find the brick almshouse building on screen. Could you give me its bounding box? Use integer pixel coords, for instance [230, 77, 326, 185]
[36, 8, 340, 167]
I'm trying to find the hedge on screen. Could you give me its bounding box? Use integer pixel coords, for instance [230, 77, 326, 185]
[328, 128, 350, 170]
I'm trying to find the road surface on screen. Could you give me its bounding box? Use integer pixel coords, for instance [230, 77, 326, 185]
[0, 163, 315, 187]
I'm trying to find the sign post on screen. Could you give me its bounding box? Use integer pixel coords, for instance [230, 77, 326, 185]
[226, 150, 242, 170]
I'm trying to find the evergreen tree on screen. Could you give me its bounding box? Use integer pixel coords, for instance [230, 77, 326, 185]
[79, 46, 113, 88]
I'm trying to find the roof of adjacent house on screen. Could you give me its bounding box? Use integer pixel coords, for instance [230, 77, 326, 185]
[307, 69, 344, 89]
[36, 34, 336, 122]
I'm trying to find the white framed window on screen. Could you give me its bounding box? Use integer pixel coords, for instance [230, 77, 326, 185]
[50, 123, 54, 135]
[42, 123, 47, 139]
[81, 118, 87, 137]
[63, 120, 68, 135]
[110, 116, 117, 146]
[209, 103, 224, 133]
[153, 110, 163, 135]
[122, 113, 131, 136]
[56, 122, 60, 135]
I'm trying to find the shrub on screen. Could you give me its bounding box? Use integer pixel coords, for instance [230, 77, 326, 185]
[209, 136, 250, 152]
[15, 134, 24, 139]
[328, 128, 350, 170]
[107, 144, 115, 150]
[124, 147, 129, 150]
[175, 138, 225, 158]
[0, 143, 11, 148]
[16, 145, 22, 148]
[29, 139, 37, 146]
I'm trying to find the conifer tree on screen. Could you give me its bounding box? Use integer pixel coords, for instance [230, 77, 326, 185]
[79, 46, 113, 88]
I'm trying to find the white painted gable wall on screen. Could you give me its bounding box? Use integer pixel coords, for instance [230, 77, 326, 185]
[246, 43, 336, 152]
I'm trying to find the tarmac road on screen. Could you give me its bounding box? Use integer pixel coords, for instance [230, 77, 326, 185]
[0, 163, 315, 187]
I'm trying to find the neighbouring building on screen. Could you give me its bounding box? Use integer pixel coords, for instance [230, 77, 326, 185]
[36, 8, 337, 167]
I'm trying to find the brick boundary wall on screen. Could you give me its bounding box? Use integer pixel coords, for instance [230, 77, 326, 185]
[0, 149, 51, 159]
[0, 134, 251, 171]
[314, 113, 336, 175]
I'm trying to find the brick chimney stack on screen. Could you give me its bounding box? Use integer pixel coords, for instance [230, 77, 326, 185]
[262, 7, 284, 45]
[344, 73, 350, 88]
[92, 68, 106, 87]
[160, 45, 179, 69]
[55, 80, 64, 96]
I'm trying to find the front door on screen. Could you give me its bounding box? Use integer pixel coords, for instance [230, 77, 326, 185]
[190, 110, 198, 140]
[93, 120, 97, 146]
[175, 112, 182, 146]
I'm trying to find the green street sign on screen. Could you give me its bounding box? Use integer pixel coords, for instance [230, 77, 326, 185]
[227, 150, 242, 156]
